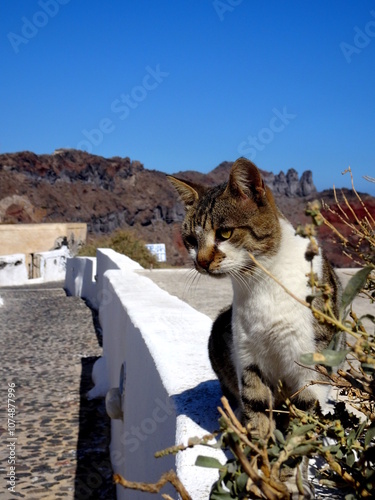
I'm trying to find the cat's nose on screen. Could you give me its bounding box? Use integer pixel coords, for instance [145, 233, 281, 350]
[197, 257, 211, 272]
[196, 249, 215, 272]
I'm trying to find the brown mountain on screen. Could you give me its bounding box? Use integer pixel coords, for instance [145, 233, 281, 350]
[0, 149, 373, 267]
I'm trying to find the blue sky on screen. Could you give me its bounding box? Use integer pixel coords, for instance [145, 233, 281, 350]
[1, 0, 375, 194]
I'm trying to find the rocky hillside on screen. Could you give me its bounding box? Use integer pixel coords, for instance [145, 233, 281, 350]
[0, 149, 373, 267]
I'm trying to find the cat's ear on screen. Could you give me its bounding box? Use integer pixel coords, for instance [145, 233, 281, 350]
[227, 158, 266, 202]
[167, 176, 202, 208]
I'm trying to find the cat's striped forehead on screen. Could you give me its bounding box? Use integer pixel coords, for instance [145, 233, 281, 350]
[187, 183, 227, 230]
[169, 158, 283, 268]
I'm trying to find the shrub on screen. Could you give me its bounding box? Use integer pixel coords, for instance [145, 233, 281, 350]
[78, 229, 159, 269]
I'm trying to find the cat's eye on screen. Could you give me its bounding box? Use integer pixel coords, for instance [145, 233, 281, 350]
[216, 228, 233, 241]
[185, 235, 197, 247]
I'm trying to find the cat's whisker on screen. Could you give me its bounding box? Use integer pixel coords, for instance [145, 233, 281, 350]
[183, 268, 197, 292]
[183, 267, 201, 298]
[229, 273, 247, 294]
[240, 263, 267, 288]
[231, 261, 264, 290]
[249, 267, 266, 287]
[190, 270, 203, 295]
[230, 269, 253, 294]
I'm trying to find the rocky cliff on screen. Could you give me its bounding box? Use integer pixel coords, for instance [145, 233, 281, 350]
[0, 149, 373, 267]
[172, 161, 317, 197]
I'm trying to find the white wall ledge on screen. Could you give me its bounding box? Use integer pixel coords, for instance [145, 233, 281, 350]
[0, 253, 28, 286]
[101, 270, 225, 499]
[65, 250, 225, 499]
[0, 247, 71, 286]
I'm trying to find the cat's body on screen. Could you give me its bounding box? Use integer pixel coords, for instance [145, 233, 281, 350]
[209, 217, 341, 425]
[169, 158, 343, 498]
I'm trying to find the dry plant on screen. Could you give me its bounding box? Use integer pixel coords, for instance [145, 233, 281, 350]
[115, 171, 375, 499]
[77, 228, 159, 268]
[318, 167, 375, 269]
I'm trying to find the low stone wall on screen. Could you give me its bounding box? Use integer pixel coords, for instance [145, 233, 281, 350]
[65, 250, 225, 499]
[0, 247, 71, 286]
[64, 255, 97, 304]
[33, 247, 71, 281]
[65, 248, 143, 308]
[0, 253, 28, 286]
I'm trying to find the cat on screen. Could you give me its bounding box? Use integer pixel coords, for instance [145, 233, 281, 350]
[169, 158, 344, 498]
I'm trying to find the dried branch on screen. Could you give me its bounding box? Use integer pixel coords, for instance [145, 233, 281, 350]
[154, 431, 219, 458]
[114, 470, 192, 500]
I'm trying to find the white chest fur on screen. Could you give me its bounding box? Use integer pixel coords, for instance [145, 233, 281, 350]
[231, 219, 324, 398]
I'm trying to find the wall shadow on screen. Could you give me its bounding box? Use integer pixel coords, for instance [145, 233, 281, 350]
[74, 357, 115, 499]
[85, 300, 103, 347]
[173, 379, 237, 465]
[173, 379, 224, 433]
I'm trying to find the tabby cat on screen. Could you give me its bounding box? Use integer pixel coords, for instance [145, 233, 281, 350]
[169, 158, 343, 498]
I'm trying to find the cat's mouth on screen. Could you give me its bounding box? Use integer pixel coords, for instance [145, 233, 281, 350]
[195, 258, 256, 278]
[195, 261, 228, 278]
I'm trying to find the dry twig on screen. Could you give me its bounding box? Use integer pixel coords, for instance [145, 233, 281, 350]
[114, 470, 192, 500]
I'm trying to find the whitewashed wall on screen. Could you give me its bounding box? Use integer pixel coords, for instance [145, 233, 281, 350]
[65, 256, 97, 305]
[65, 248, 143, 308]
[34, 247, 71, 281]
[0, 253, 28, 286]
[65, 250, 225, 500]
[0, 247, 70, 286]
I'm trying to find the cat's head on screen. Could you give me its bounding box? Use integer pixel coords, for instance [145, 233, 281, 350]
[168, 158, 282, 276]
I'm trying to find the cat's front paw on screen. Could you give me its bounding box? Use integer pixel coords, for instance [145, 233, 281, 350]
[242, 410, 274, 438]
[285, 479, 314, 500]
[280, 459, 315, 500]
